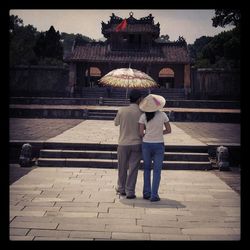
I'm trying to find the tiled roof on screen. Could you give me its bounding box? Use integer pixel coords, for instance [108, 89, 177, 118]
[101, 13, 160, 36]
[103, 24, 159, 34]
[65, 43, 190, 64]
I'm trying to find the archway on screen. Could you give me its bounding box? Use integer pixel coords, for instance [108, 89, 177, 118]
[85, 67, 102, 87]
[158, 67, 175, 88]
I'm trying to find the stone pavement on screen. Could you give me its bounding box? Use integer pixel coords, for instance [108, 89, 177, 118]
[9, 118, 241, 241]
[9, 118, 82, 141]
[9, 118, 241, 145]
[10, 168, 240, 241]
[174, 122, 241, 145]
[10, 104, 241, 113]
[45, 120, 206, 146]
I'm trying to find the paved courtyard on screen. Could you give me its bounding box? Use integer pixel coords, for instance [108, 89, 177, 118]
[9, 118, 241, 241]
[9, 118, 240, 145]
[10, 168, 240, 241]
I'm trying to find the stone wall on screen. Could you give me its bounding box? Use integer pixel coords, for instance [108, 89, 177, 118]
[10, 65, 241, 100]
[190, 68, 240, 100]
[10, 65, 69, 97]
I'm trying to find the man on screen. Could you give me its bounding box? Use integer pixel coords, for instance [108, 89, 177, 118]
[114, 89, 143, 199]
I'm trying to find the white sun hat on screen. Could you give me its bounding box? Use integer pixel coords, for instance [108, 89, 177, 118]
[139, 94, 166, 112]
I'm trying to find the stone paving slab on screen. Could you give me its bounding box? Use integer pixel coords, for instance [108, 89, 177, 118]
[174, 122, 240, 145]
[9, 118, 240, 146]
[9, 168, 240, 241]
[9, 117, 241, 240]
[9, 104, 241, 113]
[46, 120, 206, 146]
[9, 118, 83, 141]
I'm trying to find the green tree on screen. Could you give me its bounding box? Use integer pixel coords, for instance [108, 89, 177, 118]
[9, 15, 38, 66]
[34, 26, 63, 63]
[61, 32, 94, 58]
[188, 36, 213, 61]
[224, 36, 240, 61]
[60, 32, 75, 57]
[9, 15, 96, 66]
[9, 15, 23, 34]
[45, 26, 63, 60]
[189, 14, 240, 69]
[33, 32, 46, 59]
[212, 9, 241, 28]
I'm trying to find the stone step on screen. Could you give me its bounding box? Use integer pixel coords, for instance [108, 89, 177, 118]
[42, 142, 209, 153]
[37, 158, 212, 170]
[88, 116, 115, 120]
[164, 161, 212, 170]
[9, 107, 240, 123]
[39, 149, 209, 161]
[85, 95, 186, 100]
[37, 158, 116, 168]
[10, 97, 240, 109]
[88, 111, 117, 116]
[9, 140, 241, 166]
[40, 149, 116, 159]
[88, 113, 116, 118]
[103, 101, 129, 105]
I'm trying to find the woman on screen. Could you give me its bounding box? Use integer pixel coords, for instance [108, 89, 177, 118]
[139, 94, 171, 202]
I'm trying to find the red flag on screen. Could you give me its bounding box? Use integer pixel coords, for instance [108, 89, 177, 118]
[115, 19, 127, 32]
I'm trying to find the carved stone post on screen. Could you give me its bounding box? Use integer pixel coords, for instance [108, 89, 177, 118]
[19, 143, 32, 167]
[216, 145, 230, 171]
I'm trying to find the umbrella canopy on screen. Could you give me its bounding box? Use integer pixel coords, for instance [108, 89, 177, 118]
[99, 68, 158, 89]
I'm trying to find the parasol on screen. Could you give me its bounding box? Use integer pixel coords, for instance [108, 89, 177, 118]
[99, 68, 159, 98]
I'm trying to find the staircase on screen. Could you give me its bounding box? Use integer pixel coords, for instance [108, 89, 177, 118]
[37, 143, 212, 170]
[81, 87, 186, 100]
[87, 109, 117, 120]
[102, 98, 129, 106]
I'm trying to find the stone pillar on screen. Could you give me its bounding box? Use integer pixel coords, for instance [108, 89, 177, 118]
[87, 66, 91, 87]
[68, 63, 76, 97]
[173, 65, 183, 88]
[184, 64, 191, 97]
[146, 64, 151, 93]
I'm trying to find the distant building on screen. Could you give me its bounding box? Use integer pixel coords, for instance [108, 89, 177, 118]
[65, 12, 191, 97]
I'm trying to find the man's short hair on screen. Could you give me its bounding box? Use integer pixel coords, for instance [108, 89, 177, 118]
[129, 89, 142, 103]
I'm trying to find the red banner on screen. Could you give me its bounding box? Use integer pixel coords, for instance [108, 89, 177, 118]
[115, 19, 127, 32]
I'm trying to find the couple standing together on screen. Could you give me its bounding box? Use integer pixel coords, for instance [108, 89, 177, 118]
[114, 89, 172, 202]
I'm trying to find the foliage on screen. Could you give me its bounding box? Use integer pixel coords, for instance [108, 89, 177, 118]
[9, 15, 39, 66]
[212, 9, 241, 28]
[33, 26, 63, 62]
[188, 10, 241, 69]
[176, 36, 186, 44]
[9, 15, 23, 33]
[9, 15, 94, 66]
[188, 36, 213, 60]
[60, 32, 94, 58]
[60, 32, 75, 57]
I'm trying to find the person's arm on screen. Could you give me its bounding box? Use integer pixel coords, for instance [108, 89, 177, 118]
[114, 111, 120, 126]
[139, 123, 145, 138]
[163, 122, 171, 135]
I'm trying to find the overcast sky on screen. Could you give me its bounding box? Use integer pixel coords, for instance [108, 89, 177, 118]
[10, 9, 233, 44]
